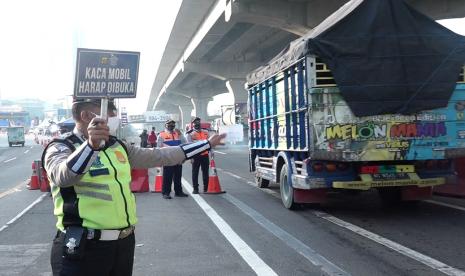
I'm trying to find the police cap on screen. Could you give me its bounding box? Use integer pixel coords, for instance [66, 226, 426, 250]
[72, 98, 117, 110]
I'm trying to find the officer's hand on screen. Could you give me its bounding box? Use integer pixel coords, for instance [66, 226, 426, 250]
[208, 133, 226, 148]
[88, 118, 110, 150]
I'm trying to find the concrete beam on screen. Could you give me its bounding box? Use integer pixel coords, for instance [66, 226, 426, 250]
[183, 61, 263, 81]
[191, 96, 212, 120]
[226, 79, 248, 104]
[228, 0, 311, 36]
[407, 0, 465, 20]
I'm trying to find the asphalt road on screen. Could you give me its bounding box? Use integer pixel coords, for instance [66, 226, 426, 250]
[0, 143, 464, 276]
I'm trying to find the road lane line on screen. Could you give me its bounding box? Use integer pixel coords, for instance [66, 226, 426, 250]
[424, 200, 465, 212]
[0, 181, 27, 199]
[223, 193, 350, 276]
[181, 178, 277, 276]
[313, 211, 465, 276]
[0, 193, 48, 233]
[214, 150, 227, 155]
[4, 157, 16, 163]
[217, 168, 280, 198]
[24, 150, 29, 154]
[218, 167, 465, 275]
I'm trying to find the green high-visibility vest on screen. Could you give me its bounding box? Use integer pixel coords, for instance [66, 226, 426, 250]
[48, 136, 137, 231]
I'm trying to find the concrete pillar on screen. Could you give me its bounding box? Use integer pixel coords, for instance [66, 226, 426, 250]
[178, 104, 194, 130]
[226, 79, 248, 124]
[191, 97, 211, 121]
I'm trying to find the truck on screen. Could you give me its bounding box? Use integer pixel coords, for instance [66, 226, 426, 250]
[246, 0, 465, 209]
[7, 126, 25, 147]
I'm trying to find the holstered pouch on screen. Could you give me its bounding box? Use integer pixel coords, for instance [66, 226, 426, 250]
[63, 226, 88, 260]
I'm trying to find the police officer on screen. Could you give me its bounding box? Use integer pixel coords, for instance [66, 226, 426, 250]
[157, 119, 188, 199]
[43, 98, 226, 276]
[186, 117, 210, 194]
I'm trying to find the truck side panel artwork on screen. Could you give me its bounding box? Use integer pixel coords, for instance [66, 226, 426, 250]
[246, 0, 465, 209]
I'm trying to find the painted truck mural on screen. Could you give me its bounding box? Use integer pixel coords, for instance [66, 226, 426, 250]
[246, 0, 465, 209]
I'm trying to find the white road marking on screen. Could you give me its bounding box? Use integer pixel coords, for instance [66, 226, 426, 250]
[0, 181, 27, 199]
[0, 193, 48, 233]
[313, 211, 465, 276]
[181, 178, 278, 276]
[223, 193, 350, 276]
[0, 243, 50, 275]
[218, 166, 465, 276]
[214, 150, 227, 155]
[424, 200, 465, 212]
[217, 168, 280, 198]
[4, 157, 17, 163]
[30, 146, 33, 149]
[24, 150, 29, 154]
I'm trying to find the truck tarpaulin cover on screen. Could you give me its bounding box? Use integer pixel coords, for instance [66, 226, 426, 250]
[247, 0, 465, 116]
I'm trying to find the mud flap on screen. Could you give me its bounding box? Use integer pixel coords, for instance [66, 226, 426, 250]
[293, 188, 327, 204]
[401, 186, 432, 201]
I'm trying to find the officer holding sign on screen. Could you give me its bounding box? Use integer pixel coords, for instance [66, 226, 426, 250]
[43, 49, 226, 276]
[43, 98, 226, 275]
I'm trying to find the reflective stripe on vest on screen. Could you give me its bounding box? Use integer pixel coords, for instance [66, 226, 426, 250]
[160, 131, 181, 146]
[51, 140, 137, 231]
[191, 130, 209, 155]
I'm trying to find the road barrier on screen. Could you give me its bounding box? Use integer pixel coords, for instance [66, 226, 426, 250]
[39, 162, 50, 192]
[131, 169, 149, 193]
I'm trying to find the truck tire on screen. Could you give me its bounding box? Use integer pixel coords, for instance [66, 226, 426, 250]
[8, 143, 11, 147]
[256, 176, 270, 188]
[279, 165, 298, 209]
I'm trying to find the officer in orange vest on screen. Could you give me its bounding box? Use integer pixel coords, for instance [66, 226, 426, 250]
[186, 117, 210, 194]
[157, 119, 188, 199]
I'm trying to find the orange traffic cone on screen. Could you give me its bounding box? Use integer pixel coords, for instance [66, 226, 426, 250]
[152, 167, 163, 193]
[28, 161, 40, 190]
[205, 158, 225, 194]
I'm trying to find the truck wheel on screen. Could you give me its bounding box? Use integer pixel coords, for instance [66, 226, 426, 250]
[279, 165, 298, 209]
[256, 176, 269, 188]
[8, 143, 11, 147]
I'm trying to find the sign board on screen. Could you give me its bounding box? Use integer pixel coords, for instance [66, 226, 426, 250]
[219, 124, 244, 143]
[121, 112, 128, 125]
[144, 111, 179, 122]
[74, 48, 140, 98]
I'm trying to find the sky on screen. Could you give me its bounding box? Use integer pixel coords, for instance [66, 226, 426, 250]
[0, 1, 463, 116]
[0, 0, 181, 114]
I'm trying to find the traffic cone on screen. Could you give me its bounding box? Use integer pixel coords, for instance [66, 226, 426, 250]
[28, 161, 40, 190]
[152, 167, 163, 193]
[205, 158, 225, 194]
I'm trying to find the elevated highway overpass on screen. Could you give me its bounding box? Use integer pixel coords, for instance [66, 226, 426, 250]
[149, 0, 465, 127]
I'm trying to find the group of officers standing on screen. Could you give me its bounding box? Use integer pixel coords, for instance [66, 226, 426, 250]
[152, 117, 211, 198]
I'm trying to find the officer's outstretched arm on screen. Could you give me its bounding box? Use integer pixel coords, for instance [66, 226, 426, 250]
[125, 133, 226, 169]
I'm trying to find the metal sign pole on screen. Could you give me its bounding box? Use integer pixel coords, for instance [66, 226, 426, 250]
[99, 97, 108, 148]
